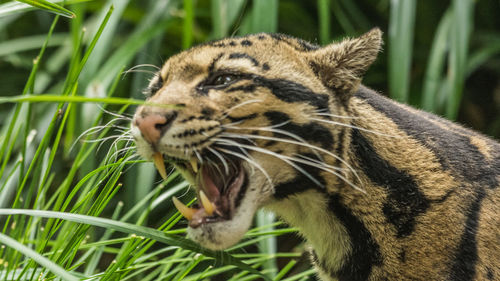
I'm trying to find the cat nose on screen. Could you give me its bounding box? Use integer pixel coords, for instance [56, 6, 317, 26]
[135, 112, 177, 144]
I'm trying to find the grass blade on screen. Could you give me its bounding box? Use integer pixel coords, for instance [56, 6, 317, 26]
[252, 0, 278, 33]
[183, 0, 194, 49]
[0, 209, 272, 281]
[0, 94, 174, 107]
[317, 0, 331, 45]
[421, 10, 452, 112]
[211, 0, 246, 38]
[256, 211, 277, 278]
[445, 0, 474, 119]
[15, 0, 75, 18]
[388, 0, 416, 102]
[0, 232, 79, 281]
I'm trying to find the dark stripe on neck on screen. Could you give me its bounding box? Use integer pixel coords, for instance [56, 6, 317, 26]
[264, 111, 334, 150]
[449, 189, 486, 281]
[354, 86, 499, 188]
[351, 128, 430, 237]
[327, 194, 383, 281]
[273, 153, 326, 199]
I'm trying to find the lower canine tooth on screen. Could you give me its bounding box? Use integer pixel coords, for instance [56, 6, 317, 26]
[172, 197, 195, 220]
[199, 190, 215, 215]
[190, 158, 198, 173]
[153, 152, 168, 180]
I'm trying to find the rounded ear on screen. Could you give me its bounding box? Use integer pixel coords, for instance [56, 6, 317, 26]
[308, 28, 383, 93]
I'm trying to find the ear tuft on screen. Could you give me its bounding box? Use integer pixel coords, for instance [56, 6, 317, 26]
[309, 28, 383, 93]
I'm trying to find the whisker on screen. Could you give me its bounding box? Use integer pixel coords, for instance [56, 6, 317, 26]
[194, 149, 203, 164]
[123, 64, 161, 77]
[214, 138, 323, 188]
[219, 99, 263, 121]
[207, 147, 230, 175]
[310, 117, 401, 138]
[97, 105, 134, 120]
[222, 124, 322, 160]
[216, 147, 273, 189]
[294, 154, 364, 193]
[219, 132, 361, 184]
[313, 112, 360, 119]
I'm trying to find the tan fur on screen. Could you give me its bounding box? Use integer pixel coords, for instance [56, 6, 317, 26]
[132, 29, 500, 280]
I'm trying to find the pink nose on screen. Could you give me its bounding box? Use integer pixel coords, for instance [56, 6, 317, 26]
[135, 113, 176, 144]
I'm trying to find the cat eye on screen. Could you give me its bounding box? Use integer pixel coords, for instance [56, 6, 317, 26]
[209, 74, 239, 87]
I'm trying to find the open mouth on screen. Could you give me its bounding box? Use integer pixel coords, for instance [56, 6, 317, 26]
[152, 152, 247, 228]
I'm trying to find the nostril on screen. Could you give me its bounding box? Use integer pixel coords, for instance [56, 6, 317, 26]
[157, 112, 177, 133]
[155, 121, 168, 131]
[136, 111, 177, 144]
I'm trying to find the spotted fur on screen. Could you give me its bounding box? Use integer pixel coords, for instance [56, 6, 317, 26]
[131, 28, 500, 280]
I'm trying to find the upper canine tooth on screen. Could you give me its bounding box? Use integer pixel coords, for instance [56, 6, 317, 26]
[199, 190, 215, 215]
[190, 158, 198, 173]
[172, 196, 195, 220]
[153, 152, 168, 181]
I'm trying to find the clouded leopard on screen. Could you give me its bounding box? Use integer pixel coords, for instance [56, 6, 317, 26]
[131, 28, 500, 280]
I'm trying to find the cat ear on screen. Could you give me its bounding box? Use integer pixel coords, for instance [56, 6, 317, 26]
[308, 28, 382, 93]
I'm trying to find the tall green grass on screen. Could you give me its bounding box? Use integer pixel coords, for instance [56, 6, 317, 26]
[0, 0, 498, 280]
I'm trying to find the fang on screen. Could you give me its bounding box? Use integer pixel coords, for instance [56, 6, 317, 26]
[153, 152, 168, 180]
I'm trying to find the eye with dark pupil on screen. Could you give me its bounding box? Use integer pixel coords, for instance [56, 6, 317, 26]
[213, 74, 236, 86]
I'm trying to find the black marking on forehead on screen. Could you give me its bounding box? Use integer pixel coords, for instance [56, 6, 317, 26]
[328, 194, 383, 280]
[228, 52, 260, 67]
[449, 189, 485, 281]
[351, 128, 430, 238]
[229, 41, 237, 46]
[354, 86, 500, 188]
[269, 33, 320, 52]
[208, 53, 225, 73]
[262, 63, 270, 71]
[241, 39, 252, 46]
[211, 42, 226, 48]
[202, 71, 330, 111]
[273, 153, 326, 199]
[257, 35, 266, 40]
[264, 111, 334, 150]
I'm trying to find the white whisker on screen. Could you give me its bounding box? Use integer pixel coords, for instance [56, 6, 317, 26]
[313, 112, 360, 119]
[207, 147, 230, 175]
[216, 147, 273, 189]
[219, 99, 263, 120]
[219, 132, 361, 184]
[310, 117, 400, 138]
[214, 138, 323, 188]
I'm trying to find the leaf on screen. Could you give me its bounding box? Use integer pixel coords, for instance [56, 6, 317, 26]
[0, 209, 272, 281]
[421, 10, 452, 112]
[0, 94, 174, 108]
[15, 0, 75, 18]
[445, 0, 474, 120]
[0, 232, 79, 281]
[388, 0, 416, 103]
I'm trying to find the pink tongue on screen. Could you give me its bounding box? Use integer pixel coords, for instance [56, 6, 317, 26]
[201, 167, 220, 201]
